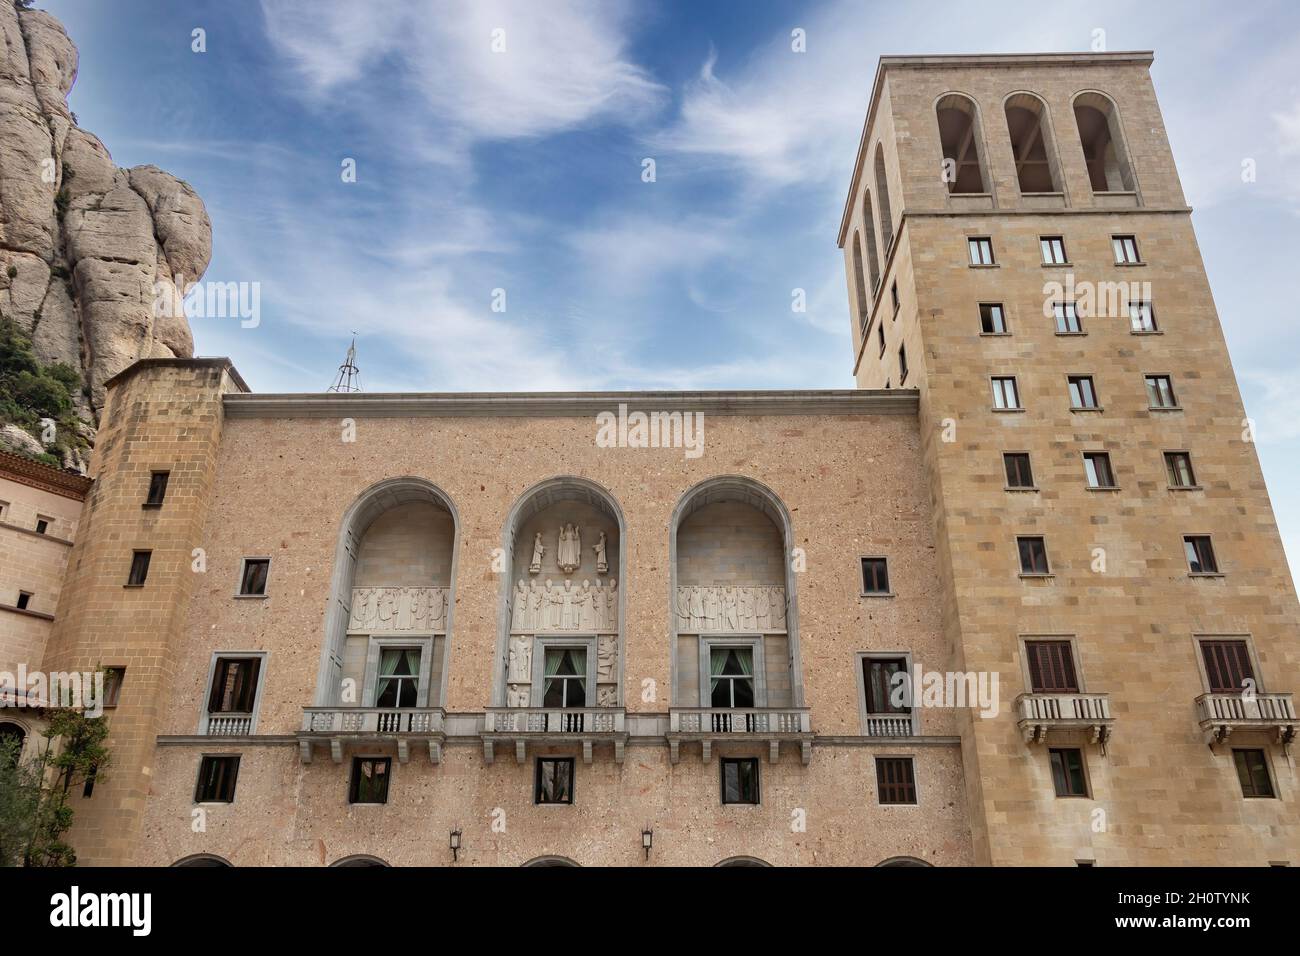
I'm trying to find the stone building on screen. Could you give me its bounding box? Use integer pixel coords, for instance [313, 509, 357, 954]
[15, 51, 1300, 866]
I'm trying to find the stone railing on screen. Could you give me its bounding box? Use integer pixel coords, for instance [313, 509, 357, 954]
[1016, 692, 1113, 746]
[863, 713, 915, 737]
[298, 706, 446, 764]
[667, 707, 813, 765]
[202, 714, 253, 736]
[484, 707, 625, 735]
[1195, 692, 1296, 746]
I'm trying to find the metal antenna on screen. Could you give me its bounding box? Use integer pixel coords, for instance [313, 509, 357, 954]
[327, 334, 362, 393]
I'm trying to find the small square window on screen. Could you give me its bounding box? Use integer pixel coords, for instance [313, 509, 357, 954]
[875, 757, 917, 804]
[1040, 236, 1067, 264]
[1004, 453, 1034, 489]
[102, 667, 125, 707]
[145, 471, 170, 507]
[1165, 452, 1197, 488]
[861, 557, 891, 595]
[1083, 452, 1116, 489]
[1068, 375, 1099, 409]
[16, 591, 32, 611]
[535, 757, 574, 805]
[968, 237, 995, 265]
[979, 303, 1007, 334]
[1053, 302, 1082, 334]
[1233, 749, 1275, 799]
[34, 517, 49, 535]
[721, 757, 760, 805]
[898, 344, 908, 384]
[349, 756, 391, 805]
[126, 550, 151, 587]
[194, 755, 240, 803]
[1025, 641, 1079, 693]
[0, 500, 9, 521]
[890, 281, 900, 315]
[1112, 235, 1141, 264]
[208, 657, 262, 714]
[991, 376, 1021, 410]
[1129, 301, 1157, 333]
[239, 558, 270, 596]
[1184, 535, 1219, 574]
[1018, 536, 1050, 575]
[1145, 374, 1178, 409]
[1049, 747, 1088, 797]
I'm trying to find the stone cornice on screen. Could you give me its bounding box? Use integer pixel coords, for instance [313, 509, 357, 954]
[101, 357, 251, 394]
[223, 389, 919, 419]
[0, 450, 92, 501]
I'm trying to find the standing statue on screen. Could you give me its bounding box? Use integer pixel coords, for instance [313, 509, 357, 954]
[738, 586, 755, 630]
[529, 580, 545, 630]
[605, 578, 618, 630]
[546, 580, 562, 629]
[561, 579, 577, 628]
[592, 531, 608, 575]
[557, 523, 582, 573]
[756, 586, 771, 631]
[676, 587, 691, 631]
[529, 532, 546, 574]
[689, 585, 704, 631]
[771, 586, 787, 629]
[578, 580, 594, 630]
[512, 579, 529, 631]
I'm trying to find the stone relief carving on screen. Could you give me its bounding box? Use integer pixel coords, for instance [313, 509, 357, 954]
[597, 634, 617, 683]
[509, 578, 619, 633]
[507, 633, 532, 684]
[349, 587, 449, 632]
[557, 523, 582, 573]
[674, 585, 786, 633]
[529, 532, 546, 574]
[506, 684, 530, 707]
[597, 684, 618, 707]
[592, 531, 608, 574]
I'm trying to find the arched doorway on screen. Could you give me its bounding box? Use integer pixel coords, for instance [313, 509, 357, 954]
[172, 854, 232, 867]
[877, 856, 932, 867]
[0, 721, 26, 765]
[330, 855, 389, 867]
[716, 855, 772, 867]
[522, 855, 580, 867]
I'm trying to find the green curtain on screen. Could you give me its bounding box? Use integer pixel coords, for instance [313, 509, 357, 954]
[736, 649, 753, 676]
[709, 649, 726, 695]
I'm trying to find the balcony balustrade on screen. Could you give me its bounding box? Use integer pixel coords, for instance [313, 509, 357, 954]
[667, 707, 813, 765]
[1016, 692, 1113, 747]
[1195, 692, 1296, 748]
[298, 706, 446, 764]
[481, 707, 627, 765]
[202, 714, 253, 736]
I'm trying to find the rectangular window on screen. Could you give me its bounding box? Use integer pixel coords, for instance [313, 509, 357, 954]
[1068, 375, 1099, 409]
[238, 558, 270, 596]
[103, 667, 125, 707]
[126, 550, 151, 587]
[542, 647, 587, 708]
[0, 501, 8, 521]
[968, 237, 994, 265]
[145, 470, 170, 506]
[979, 302, 1007, 334]
[1165, 452, 1197, 488]
[1049, 748, 1088, 797]
[1018, 536, 1050, 575]
[1112, 235, 1140, 264]
[1129, 301, 1157, 332]
[194, 755, 240, 803]
[349, 756, 391, 805]
[721, 757, 760, 805]
[877, 323, 886, 357]
[1082, 452, 1116, 488]
[1040, 236, 1067, 264]
[1233, 749, 1275, 799]
[16, 591, 32, 610]
[82, 763, 98, 798]
[535, 757, 574, 805]
[1053, 302, 1082, 334]
[1185, 535, 1219, 574]
[863, 657, 910, 714]
[208, 657, 262, 714]
[861, 557, 891, 595]
[898, 344, 908, 384]
[34, 517, 49, 535]
[890, 281, 899, 314]
[1145, 374, 1178, 409]
[1004, 452, 1034, 489]
[1200, 639, 1254, 694]
[375, 648, 422, 707]
[1025, 640, 1079, 693]
[710, 647, 755, 708]
[991, 376, 1021, 410]
[876, 757, 917, 805]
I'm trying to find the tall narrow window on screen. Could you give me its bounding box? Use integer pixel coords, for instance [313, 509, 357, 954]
[208, 657, 262, 715]
[1112, 235, 1141, 264]
[349, 757, 391, 805]
[968, 236, 994, 265]
[1074, 93, 1136, 193]
[852, 232, 869, 329]
[1049, 748, 1088, 797]
[1004, 453, 1034, 489]
[1184, 535, 1219, 575]
[1053, 302, 1082, 334]
[722, 757, 760, 805]
[898, 344, 908, 384]
[861, 191, 881, 295]
[936, 93, 988, 194]
[710, 648, 755, 708]
[1165, 452, 1197, 488]
[979, 303, 1007, 334]
[1018, 536, 1050, 575]
[878, 323, 886, 357]
[542, 647, 587, 708]
[991, 376, 1021, 410]
[1233, 749, 1275, 798]
[1025, 641, 1079, 693]
[1145, 375, 1178, 409]
[375, 648, 421, 707]
[1005, 94, 1061, 193]
[860, 557, 891, 595]
[103, 667, 125, 707]
[863, 658, 910, 714]
[1129, 301, 1157, 332]
[238, 558, 270, 596]
[126, 550, 151, 587]
[1082, 452, 1116, 489]
[876, 757, 917, 804]
[145, 470, 170, 507]
[874, 146, 894, 252]
[535, 757, 574, 805]
[1040, 236, 1067, 264]
[1068, 375, 1099, 409]
[890, 281, 900, 315]
[34, 517, 49, 535]
[195, 755, 240, 803]
[1199, 640, 1254, 694]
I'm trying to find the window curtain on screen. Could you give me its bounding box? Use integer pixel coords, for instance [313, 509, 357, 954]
[709, 649, 726, 695]
[735, 649, 753, 676]
[377, 648, 419, 701]
[543, 648, 563, 700]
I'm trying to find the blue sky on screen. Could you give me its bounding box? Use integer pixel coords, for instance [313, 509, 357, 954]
[42, 0, 1300, 577]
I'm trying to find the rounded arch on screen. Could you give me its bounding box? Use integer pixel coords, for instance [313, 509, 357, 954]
[330, 854, 390, 867]
[494, 476, 627, 708]
[522, 855, 580, 867]
[851, 230, 869, 328]
[316, 476, 462, 707]
[172, 854, 232, 867]
[934, 91, 990, 194]
[715, 855, 772, 867]
[1002, 91, 1065, 195]
[0, 720, 28, 764]
[669, 475, 805, 708]
[859, 190, 881, 298]
[877, 856, 933, 867]
[1071, 90, 1137, 194]
[873, 144, 894, 253]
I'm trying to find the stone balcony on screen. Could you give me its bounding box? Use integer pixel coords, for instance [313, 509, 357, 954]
[298, 706, 447, 764]
[202, 714, 253, 736]
[862, 713, 916, 737]
[1016, 692, 1113, 747]
[481, 707, 627, 764]
[1195, 692, 1297, 748]
[667, 707, 813, 765]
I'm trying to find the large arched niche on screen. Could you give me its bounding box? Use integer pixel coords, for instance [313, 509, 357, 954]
[316, 477, 460, 708]
[1072, 90, 1137, 195]
[495, 477, 626, 709]
[669, 476, 804, 709]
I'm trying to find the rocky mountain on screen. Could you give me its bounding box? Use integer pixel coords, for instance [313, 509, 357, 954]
[0, 1, 208, 468]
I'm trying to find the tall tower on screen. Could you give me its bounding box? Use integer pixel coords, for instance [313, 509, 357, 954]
[840, 53, 1299, 865]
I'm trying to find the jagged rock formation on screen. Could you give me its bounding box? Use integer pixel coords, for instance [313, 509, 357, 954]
[0, 2, 208, 438]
